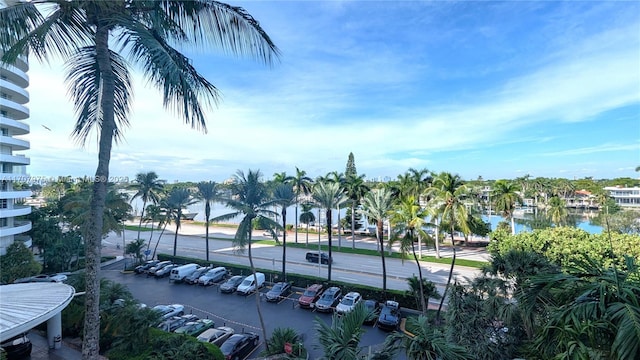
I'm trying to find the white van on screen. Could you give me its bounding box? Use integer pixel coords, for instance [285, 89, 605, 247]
[236, 272, 265, 295]
[169, 263, 199, 282]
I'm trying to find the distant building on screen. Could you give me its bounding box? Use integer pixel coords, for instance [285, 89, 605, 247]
[565, 189, 598, 209]
[604, 186, 640, 208]
[0, 48, 32, 255]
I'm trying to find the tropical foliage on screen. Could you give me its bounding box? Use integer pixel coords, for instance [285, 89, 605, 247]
[0, 242, 42, 284]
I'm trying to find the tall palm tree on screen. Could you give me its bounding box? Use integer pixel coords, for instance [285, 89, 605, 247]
[130, 171, 164, 242]
[360, 188, 393, 297]
[389, 196, 431, 314]
[344, 174, 370, 249]
[299, 202, 316, 246]
[547, 196, 568, 227]
[492, 180, 522, 235]
[292, 167, 313, 244]
[164, 187, 197, 257]
[1, 2, 278, 356]
[212, 169, 280, 346]
[195, 181, 223, 262]
[427, 172, 471, 320]
[143, 204, 163, 253]
[326, 171, 346, 247]
[312, 181, 347, 282]
[274, 183, 296, 280]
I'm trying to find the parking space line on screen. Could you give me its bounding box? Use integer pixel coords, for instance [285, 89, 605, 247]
[189, 305, 261, 332]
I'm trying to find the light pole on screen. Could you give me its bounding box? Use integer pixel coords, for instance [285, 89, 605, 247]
[317, 208, 321, 277]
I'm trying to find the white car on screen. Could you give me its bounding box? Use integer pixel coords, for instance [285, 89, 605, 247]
[197, 326, 235, 347]
[152, 304, 185, 320]
[336, 291, 362, 315]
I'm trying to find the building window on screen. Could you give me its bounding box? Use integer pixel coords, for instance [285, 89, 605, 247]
[0, 218, 6, 227]
[1, 181, 7, 191]
[0, 199, 7, 208]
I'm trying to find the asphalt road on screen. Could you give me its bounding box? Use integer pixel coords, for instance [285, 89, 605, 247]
[101, 268, 407, 359]
[102, 224, 484, 295]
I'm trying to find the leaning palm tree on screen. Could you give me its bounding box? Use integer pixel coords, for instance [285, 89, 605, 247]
[311, 181, 347, 282]
[427, 172, 471, 321]
[1, 2, 278, 357]
[143, 204, 163, 252]
[292, 167, 314, 244]
[195, 181, 223, 262]
[360, 188, 393, 297]
[164, 187, 197, 257]
[130, 172, 164, 242]
[492, 180, 523, 235]
[274, 183, 296, 280]
[344, 173, 370, 249]
[389, 196, 431, 314]
[299, 201, 316, 246]
[211, 169, 280, 347]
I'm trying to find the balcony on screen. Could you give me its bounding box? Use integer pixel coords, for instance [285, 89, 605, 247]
[0, 205, 31, 218]
[15, 234, 32, 248]
[0, 190, 31, 199]
[0, 135, 30, 151]
[0, 117, 29, 135]
[0, 154, 30, 165]
[0, 220, 31, 237]
[0, 64, 29, 88]
[0, 78, 29, 104]
[0, 98, 29, 120]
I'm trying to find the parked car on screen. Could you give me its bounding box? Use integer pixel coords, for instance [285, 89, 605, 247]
[0, 333, 31, 360]
[377, 300, 401, 331]
[315, 286, 342, 312]
[298, 283, 323, 309]
[174, 318, 215, 336]
[197, 326, 235, 347]
[13, 273, 67, 283]
[305, 251, 332, 265]
[185, 265, 211, 284]
[134, 260, 159, 274]
[152, 304, 185, 320]
[220, 275, 245, 293]
[335, 291, 362, 315]
[265, 282, 292, 302]
[219, 332, 260, 360]
[169, 263, 199, 282]
[362, 299, 380, 325]
[236, 273, 265, 295]
[158, 315, 188, 332]
[198, 267, 228, 286]
[147, 261, 173, 277]
[154, 263, 179, 278]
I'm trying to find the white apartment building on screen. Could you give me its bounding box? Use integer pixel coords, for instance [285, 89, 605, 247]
[604, 186, 640, 208]
[0, 50, 32, 256]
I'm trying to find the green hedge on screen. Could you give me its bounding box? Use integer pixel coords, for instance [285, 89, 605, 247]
[157, 253, 420, 310]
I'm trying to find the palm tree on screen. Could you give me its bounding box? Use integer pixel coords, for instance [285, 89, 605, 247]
[360, 188, 393, 297]
[212, 169, 280, 346]
[291, 167, 314, 244]
[391, 316, 471, 360]
[389, 196, 431, 314]
[344, 174, 370, 249]
[1, 2, 278, 356]
[144, 204, 163, 252]
[130, 172, 164, 242]
[274, 183, 296, 281]
[547, 196, 568, 227]
[261, 327, 307, 359]
[311, 181, 347, 282]
[326, 171, 346, 248]
[314, 302, 370, 359]
[492, 180, 523, 235]
[195, 181, 223, 262]
[164, 187, 197, 257]
[299, 201, 316, 246]
[406, 275, 441, 313]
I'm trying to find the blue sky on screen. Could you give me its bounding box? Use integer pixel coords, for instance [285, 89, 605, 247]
[24, 1, 640, 183]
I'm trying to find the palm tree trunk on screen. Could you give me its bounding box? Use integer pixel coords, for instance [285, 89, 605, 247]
[137, 199, 147, 241]
[306, 223, 309, 245]
[173, 222, 179, 257]
[410, 235, 427, 315]
[436, 246, 456, 324]
[510, 215, 516, 235]
[152, 222, 169, 259]
[337, 204, 341, 248]
[205, 202, 211, 262]
[82, 24, 113, 360]
[378, 220, 387, 298]
[326, 210, 332, 282]
[146, 219, 155, 252]
[248, 231, 269, 351]
[281, 207, 287, 280]
[351, 203, 356, 249]
[294, 203, 299, 244]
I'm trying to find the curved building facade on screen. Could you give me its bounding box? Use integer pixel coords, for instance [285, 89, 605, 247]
[0, 51, 31, 256]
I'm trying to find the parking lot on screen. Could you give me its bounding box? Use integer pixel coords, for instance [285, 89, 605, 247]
[101, 264, 406, 359]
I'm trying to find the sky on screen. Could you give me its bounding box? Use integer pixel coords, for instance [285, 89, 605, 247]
[20, 0, 640, 184]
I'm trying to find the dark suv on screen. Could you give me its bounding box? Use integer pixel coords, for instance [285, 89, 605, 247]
[305, 251, 332, 265]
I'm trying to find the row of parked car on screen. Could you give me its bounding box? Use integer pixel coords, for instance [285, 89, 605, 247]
[150, 304, 260, 360]
[136, 260, 402, 331]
